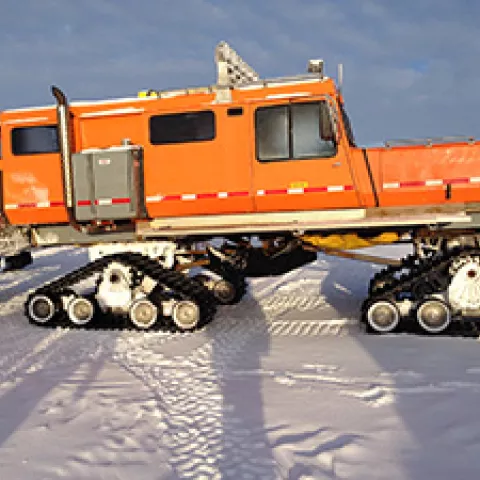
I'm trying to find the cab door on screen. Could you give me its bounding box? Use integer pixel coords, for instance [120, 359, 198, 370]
[250, 96, 361, 213]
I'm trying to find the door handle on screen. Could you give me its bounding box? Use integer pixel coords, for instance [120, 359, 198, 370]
[332, 161, 342, 167]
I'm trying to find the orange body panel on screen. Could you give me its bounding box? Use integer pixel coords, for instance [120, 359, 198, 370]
[142, 102, 254, 217]
[2, 74, 480, 229]
[366, 142, 480, 207]
[0, 108, 68, 225]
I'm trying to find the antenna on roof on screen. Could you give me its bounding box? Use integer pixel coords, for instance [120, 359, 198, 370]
[337, 63, 344, 94]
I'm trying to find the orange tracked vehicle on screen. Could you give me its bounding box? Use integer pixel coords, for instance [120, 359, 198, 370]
[1, 42, 480, 334]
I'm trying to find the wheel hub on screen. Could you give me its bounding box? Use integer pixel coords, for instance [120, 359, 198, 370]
[172, 300, 200, 330]
[67, 297, 95, 326]
[97, 262, 134, 311]
[366, 300, 399, 333]
[28, 295, 56, 324]
[129, 299, 158, 329]
[416, 299, 451, 333]
[213, 279, 236, 304]
[448, 256, 480, 311]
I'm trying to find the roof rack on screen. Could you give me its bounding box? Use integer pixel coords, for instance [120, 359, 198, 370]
[385, 136, 476, 148]
[138, 41, 326, 103]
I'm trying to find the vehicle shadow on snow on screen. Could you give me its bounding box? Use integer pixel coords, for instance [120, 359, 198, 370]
[207, 299, 278, 479]
[318, 247, 480, 479]
[199, 252, 374, 479]
[0, 247, 112, 454]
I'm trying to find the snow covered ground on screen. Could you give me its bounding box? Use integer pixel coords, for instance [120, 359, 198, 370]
[1, 245, 480, 479]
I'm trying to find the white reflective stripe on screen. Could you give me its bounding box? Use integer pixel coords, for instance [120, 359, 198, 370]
[218, 192, 228, 199]
[3, 116, 49, 125]
[327, 185, 344, 192]
[257, 190, 266, 196]
[236, 84, 263, 91]
[265, 92, 310, 100]
[146, 195, 163, 203]
[97, 198, 113, 206]
[287, 187, 304, 194]
[4, 204, 18, 210]
[383, 182, 400, 189]
[71, 96, 150, 107]
[80, 107, 145, 118]
[36, 202, 50, 208]
[425, 179, 443, 186]
[470, 177, 480, 183]
[181, 194, 196, 201]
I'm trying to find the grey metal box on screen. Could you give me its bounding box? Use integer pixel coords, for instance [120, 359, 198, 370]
[72, 146, 144, 222]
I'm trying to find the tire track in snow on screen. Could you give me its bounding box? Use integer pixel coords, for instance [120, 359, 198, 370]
[110, 308, 282, 479]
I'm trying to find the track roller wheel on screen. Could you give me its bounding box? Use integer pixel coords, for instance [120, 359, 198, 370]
[365, 299, 400, 333]
[66, 296, 95, 327]
[212, 278, 238, 304]
[129, 298, 158, 330]
[26, 293, 59, 326]
[172, 300, 200, 331]
[416, 298, 451, 334]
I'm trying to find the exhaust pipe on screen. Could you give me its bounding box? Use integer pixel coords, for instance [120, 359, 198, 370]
[51, 86, 74, 210]
[51, 86, 136, 236]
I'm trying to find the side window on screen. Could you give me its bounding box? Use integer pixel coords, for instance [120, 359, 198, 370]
[150, 110, 215, 145]
[256, 101, 337, 162]
[11, 125, 59, 155]
[256, 106, 289, 161]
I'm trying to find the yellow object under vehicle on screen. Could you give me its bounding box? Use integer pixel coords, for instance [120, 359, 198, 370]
[301, 232, 399, 250]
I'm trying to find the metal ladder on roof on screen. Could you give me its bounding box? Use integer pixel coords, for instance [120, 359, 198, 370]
[138, 41, 324, 102]
[138, 42, 260, 101]
[214, 41, 260, 87]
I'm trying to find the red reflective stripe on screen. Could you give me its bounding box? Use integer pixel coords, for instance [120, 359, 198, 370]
[264, 189, 288, 195]
[304, 186, 328, 194]
[77, 200, 92, 207]
[446, 177, 470, 185]
[399, 180, 426, 188]
[111, 198, 131, 204]
[17, 203, 37, 208]
[385, 176, 478, 189]
[196, 193, 218, 200]
[228, 191, 249, 197]
[146, 186, 354, 202]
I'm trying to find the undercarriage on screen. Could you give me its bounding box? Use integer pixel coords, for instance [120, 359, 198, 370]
[23, 236, 316, 332]
[363, 234, 480, 335]
[20, 230, 480, 337]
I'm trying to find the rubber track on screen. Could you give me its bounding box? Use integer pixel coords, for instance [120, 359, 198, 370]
[363, 246, 480, 337]
[26, 253, 217, 332]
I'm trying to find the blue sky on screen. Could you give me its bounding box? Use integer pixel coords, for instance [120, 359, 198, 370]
[1, 0, 479, 145]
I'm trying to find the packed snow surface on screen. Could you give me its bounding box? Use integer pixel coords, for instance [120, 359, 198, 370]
[1, 245, 480, 479]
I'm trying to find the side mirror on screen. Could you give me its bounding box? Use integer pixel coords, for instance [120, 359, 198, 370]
[319, 101, 339, 143]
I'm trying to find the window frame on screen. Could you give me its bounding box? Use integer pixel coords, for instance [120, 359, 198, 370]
[339, 101, 356, 147]
[11, 124, 60, 156]
[255, 100, 338, 163]
[149, 109, 216, 145]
